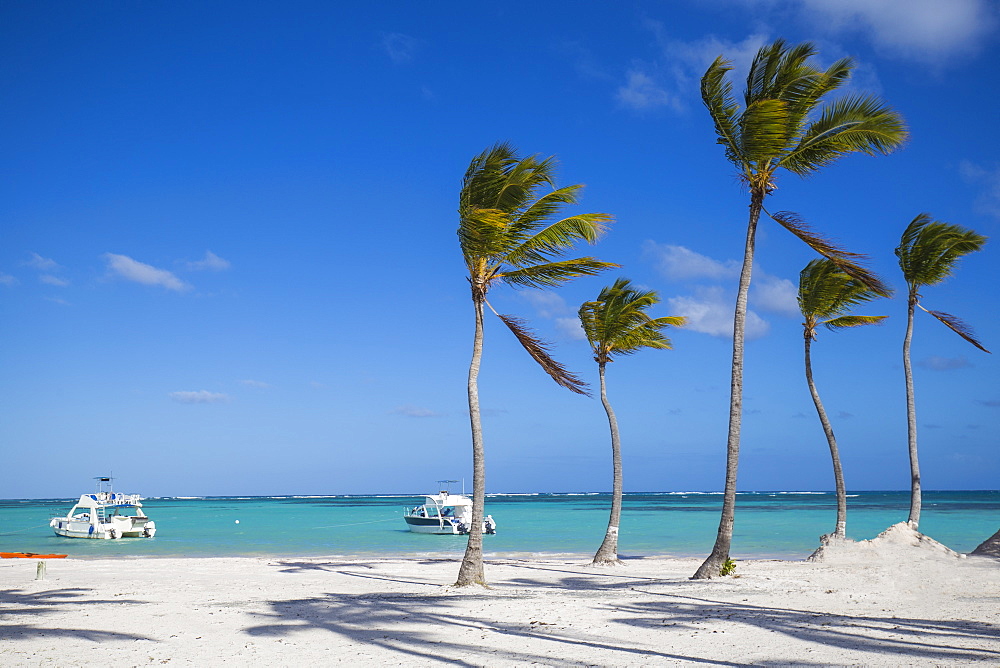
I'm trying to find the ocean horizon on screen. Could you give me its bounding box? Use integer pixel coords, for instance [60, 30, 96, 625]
[2, 490, 996, 561]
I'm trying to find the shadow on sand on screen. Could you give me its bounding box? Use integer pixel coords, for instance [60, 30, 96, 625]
[243, 560, 1000, 665]
[0, 587, 152, 641]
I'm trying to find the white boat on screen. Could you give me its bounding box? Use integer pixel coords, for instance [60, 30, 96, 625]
[50, 477, 156, 539]
[403, 485, 496, 535]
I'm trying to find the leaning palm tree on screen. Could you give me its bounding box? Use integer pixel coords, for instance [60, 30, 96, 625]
[694, 39, 907, 579]
[456, 142, 615, 586]
[579, 278, 684, 565]
[798, 258, 887, 539]
[896, 213, 988, 529]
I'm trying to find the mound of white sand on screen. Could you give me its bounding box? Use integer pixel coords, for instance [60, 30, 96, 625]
[971, 528, 1000, 558]
[808, 522, 965, 564]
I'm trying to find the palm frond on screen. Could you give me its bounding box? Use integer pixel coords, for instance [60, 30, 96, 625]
[505, 213, 614, 267]
[701, 56, 744, 168]
[739, 98, 791, 163]
[578, 277, 684, 362]
[772, 210, 892, 297]
[896, 213, 988, 288]
[495, 313, 590, 394]
[823, 314, 887, 330]
[502, 257, 618, 290]
[921, 307, 991, 353]
[781, 94, 908, 175]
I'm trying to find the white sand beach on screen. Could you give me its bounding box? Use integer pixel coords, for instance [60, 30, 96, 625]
[3, 531, 999, 667]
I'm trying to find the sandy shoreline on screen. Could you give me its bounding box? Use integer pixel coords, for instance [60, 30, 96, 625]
[2, 538, 999, 667]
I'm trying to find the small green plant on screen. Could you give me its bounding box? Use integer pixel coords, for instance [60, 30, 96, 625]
[720, 558, 736, 576]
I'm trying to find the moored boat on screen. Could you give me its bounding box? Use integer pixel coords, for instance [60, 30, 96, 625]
[49, 477, 156, 539]
[403, 484, 496, 535]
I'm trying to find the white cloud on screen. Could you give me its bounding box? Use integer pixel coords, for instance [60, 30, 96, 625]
[103, 253, 190, 292]
[617, 28, 769, 113]
[919, 356, 973, 371]
[798, 0, 996, 62]
[616, 69, 679, 111]
[643, 241, 740, 281]
[556, 317, 587, 341]
[185, 250, 231, 271]
[0, 273, 17, 286]
[24, 252, 59, 271]
[169, 390, 229, 404]
[667, 286, 770, 339]
[381, 32, 420, 64]
[40, 274, 70, 287]
[751, 274, 799, 316]
[391, 404, 441, 418]
[520, 290, 572, 318]
[239, 379, 271, 389]
[959, 161, 1000, 220]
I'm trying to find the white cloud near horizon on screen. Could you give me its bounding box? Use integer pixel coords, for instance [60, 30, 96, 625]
[919, 356, 973, 371]
[391, 404, 442, 418]
[169, 390, 229, 404]
[0, 273, 18, 286]
[239, 379, 271, 388]
[185, 250, 231, 271]
[103, 253, 190, 291]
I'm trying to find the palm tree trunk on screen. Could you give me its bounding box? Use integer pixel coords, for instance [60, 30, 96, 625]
[592, 362, 623, 565]
[804, 332, 847, 538]
[904, 293, 921, 528]
[456, 297, 487, 586]
[693, 188, 763, 579]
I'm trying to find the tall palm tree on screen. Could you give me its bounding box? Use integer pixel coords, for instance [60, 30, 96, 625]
[694, 39, 907, 579]
[456, 142, 615, 586]
[579, 278, 684, 565]
[798, 258, 887, 539]
[895, 213, 988, 529]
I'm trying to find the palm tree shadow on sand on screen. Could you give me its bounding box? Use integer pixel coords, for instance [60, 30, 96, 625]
[241, 586, 747, 666]
[0, 587, 152, 641]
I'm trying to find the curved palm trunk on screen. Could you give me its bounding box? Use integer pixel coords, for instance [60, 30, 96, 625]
[456, 298, 487, 586]
[804, 333, 847, 538]
[693, 188, 763, 579]
[592, 362, 623, 565]
[903, 294, 921, 528]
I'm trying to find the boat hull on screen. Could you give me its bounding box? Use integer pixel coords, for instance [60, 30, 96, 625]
[50, 518, 156, 539]
[403, 516, 462, 534]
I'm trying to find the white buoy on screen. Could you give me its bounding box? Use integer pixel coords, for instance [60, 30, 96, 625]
[235, 520, 240, 524]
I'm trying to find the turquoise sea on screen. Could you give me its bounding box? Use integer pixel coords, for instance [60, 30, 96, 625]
[1, 491, 996, 560]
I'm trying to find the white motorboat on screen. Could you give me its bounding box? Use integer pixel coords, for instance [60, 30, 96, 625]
[50, 477, 156, 539]
[403, 485, 496, 535]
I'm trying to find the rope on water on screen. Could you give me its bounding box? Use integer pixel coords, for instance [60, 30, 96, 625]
[0, 522, 55, 536]
[312, 516, 403, 530]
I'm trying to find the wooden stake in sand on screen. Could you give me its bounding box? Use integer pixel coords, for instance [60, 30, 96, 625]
[36, 561, 46, 580]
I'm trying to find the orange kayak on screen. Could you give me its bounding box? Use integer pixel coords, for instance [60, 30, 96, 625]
[0, 552, 68, 559]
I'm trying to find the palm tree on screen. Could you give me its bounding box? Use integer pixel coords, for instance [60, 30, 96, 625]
[895, 213, 988, 529]
[798, 258, 887, 539]
[694, 39, 907, 579]
[456, 142, 616, 586]
[579, 278, 684, 565]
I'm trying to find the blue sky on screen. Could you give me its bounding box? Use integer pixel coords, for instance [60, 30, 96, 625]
[2, 1, 998, 498]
